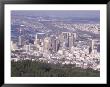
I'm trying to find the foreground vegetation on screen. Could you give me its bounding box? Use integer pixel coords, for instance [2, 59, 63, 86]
[11, 60, 100, 77]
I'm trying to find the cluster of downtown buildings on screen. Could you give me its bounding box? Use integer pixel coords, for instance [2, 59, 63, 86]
[11, 24, 100, 71]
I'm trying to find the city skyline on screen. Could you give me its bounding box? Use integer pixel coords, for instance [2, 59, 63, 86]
[11, 10, 100, 77]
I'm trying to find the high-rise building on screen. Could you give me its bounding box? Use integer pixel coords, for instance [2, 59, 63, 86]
[50, 36, 56, 52]
[18, 35, 25, 46]
[61, 32, 69, 48]
[11, 41, 17, 51]
[89, 46, 92, 54]
[68, 33, 74, 48]
[18, 26, 26, 46]
[89, 39, 99, 54]
[34, 34, 38, 45]
[50, 36, 60, 53]
[18, 36, 22, 46]
[61, 32, 76, 48]
[43, 37, 51, 52]
[34, 33, 45, 47]
[23, 44, 30, 52]
[55, 37, 60, 52]
[70, 33, 77, 47]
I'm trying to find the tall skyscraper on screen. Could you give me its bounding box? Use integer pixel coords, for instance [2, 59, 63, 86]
[34, 33, 45, 46]
[34, 34, 38, 45]
[92, 39, 99, 54]
[18, 35, 25, 46]
[43, 37, 51, 52]
[18, 27, 22, 46]
[69, 36, 72, 47]
[50, 36, 56, 52]
[61, 32, 69, 48]
[89, 39, 99, 54]
[69, 33, 74, 48]
[61, 32, 76, 48]
[50, 36, 60, 53]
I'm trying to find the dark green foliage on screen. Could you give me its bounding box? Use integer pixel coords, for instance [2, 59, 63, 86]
[11, 60, 100, 77]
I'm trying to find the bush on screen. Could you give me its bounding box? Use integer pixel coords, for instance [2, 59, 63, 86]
[11, 60, 100, 77]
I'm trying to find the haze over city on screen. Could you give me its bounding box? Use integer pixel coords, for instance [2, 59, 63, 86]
[11, 10, 100, 77]
[11, 10, 100, 19]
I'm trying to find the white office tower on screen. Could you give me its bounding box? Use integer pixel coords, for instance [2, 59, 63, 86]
[91, 39, 94, 51]
[43, 37, 51, 52]
[73, 33, 77, 42]
[23, 45, 31, 52]
[34, 34, 38, 45]
[18, 28, 24, 46]
[91, 39, 98, 54]
[61, 32, 68, 46]
[18, 36, 22, 46]
[11, 41, 17, 51]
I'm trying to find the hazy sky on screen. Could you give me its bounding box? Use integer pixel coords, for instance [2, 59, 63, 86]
[11, 10, 100, 19]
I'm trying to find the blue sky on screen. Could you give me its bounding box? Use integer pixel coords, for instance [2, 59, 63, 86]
[11, 10, 100, 19]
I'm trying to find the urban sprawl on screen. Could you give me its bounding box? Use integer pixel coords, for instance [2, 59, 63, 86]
[11, 15, 100, 71]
